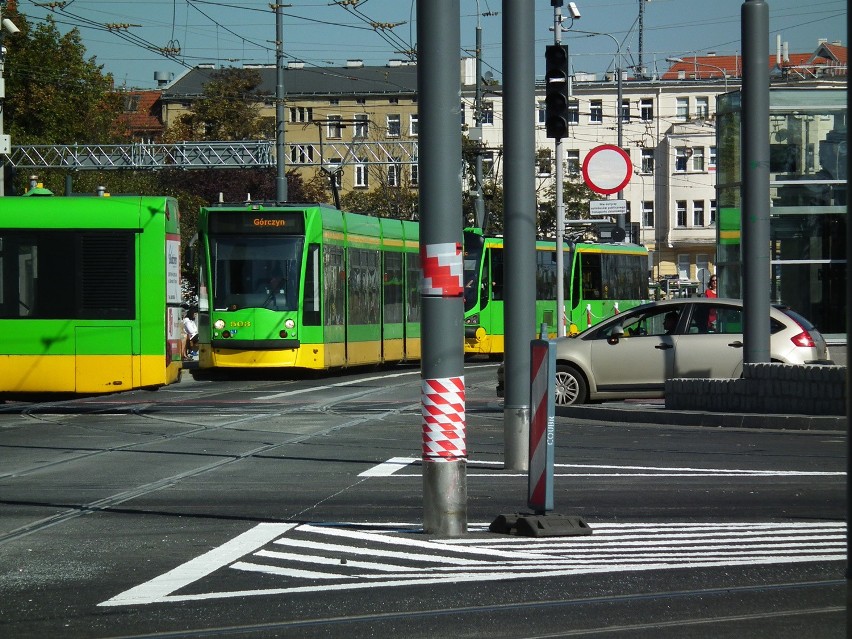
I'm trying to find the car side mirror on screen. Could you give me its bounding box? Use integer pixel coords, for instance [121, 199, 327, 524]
[607, 324, 624, 345]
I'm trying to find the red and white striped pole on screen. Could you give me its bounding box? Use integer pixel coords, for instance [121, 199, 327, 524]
[420, 239, 467, 535]
[528, 327, 555, 513]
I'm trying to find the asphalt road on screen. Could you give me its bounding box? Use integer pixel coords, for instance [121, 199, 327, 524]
[0, 362, 846, 638]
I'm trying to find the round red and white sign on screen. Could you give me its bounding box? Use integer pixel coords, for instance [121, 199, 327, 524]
[582, 144, 632, 195]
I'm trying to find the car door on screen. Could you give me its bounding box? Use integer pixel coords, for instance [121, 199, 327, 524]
[587, 306, 679, 394]
[673, 302, 745, 378]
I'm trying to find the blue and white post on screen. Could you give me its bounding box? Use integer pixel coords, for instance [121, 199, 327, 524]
[528, 324, 556, 514]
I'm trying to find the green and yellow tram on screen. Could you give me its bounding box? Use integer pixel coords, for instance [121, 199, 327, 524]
[463, 229, 649, 355]
[0, 190, 183, 395]
[194, 202, 421, 370]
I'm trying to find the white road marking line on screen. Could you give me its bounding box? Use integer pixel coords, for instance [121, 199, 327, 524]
[255, 370, 421, 400]
[100, 521, 846, 606]
[359, 456, 419, 477]
[360, 457, 845, 478]
[98, 523, 295, 607]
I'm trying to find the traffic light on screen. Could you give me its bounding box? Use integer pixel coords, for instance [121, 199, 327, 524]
[545, 44, 570, 139]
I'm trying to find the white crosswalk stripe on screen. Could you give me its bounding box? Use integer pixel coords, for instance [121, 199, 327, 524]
[100, 520, 846, 606]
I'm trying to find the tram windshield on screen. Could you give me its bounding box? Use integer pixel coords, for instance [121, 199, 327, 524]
[211, 236, 304, 311]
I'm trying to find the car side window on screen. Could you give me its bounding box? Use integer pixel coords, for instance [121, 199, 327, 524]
[622, 309, 678, 336]
[713, 306, 743, 334]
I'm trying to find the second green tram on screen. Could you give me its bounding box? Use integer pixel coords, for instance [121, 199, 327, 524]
[462, 229, 649, 355]
[194, 202, 421, 370]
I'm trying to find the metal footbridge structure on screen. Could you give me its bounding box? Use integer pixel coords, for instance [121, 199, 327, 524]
[8, 140, 419, 171]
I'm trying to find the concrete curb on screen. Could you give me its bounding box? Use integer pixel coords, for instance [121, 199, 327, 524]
[555, 404, 846, 431]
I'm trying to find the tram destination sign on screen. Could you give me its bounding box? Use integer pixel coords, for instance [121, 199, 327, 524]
[209, 210, 305, 234]
[589, 199, 627, 217]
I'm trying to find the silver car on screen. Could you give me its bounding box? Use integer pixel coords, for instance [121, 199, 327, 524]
[498, 298, 833, 406]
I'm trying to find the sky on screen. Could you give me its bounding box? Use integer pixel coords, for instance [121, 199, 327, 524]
[9, 0, 848, 90]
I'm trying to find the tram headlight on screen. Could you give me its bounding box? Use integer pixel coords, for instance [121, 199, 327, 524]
[284, 319, 295, 330]
[214, 319, 226, 330]
[465, 313, 479, 325]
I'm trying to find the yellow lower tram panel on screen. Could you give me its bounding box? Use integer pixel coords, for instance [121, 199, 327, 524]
[0, 354, 180, 394]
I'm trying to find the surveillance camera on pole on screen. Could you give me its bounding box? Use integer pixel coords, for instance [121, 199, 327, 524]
[2, 18, 19, 35]
[567, 2, 581, 19]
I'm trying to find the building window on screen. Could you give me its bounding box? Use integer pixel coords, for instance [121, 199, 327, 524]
[328, 159, 343, 188]
[327, 114, 342, 139]
[676, 97, 689, 120]
[566, 150, 580, 175]
[676, 200, 687, 227]
[675, 147, 689, 172]
[355, 161, 369, 188]
[709, 146, 717, 171]
[677, 254, 690, 280]
[482, 151, 495, 178]
[389, 97, 399, 104]
[641, 148, 654, 174]
[693, 200, 705, 226]
[709, 199, 717, 225]
[536, 149, 552, 175]
[388, 163, 400, 187]
[537, 101, 546, 125]
[354, 114, 368, 138]
[590, 99, 603, 123]
[641, 201, 654, 227]
[640, 98, 654, 121]
[290, 144, 314, 164]
[621, 98, 630, 123]
[696, 96, 709, 119]
[409, 114, 419, 137]
[460, 102, 466, 126]
[387, 114, 401, 137]
[692, 147, 705, 171]
[411, 162, 419, 187]
[568, 100, 579, 125]
[289, 106, 313, 123]
[481, 102, 494, 125]
[356, 98, 366, 105]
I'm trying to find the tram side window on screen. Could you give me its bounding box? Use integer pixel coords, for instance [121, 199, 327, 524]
[536, 251, 557, 300]
[581, 253, 603, 300]
[0, 231, 134, 319]
[302, 244, 321, 326]
[323, 245, 344, 326]
[490, 248, 504, 300]
[383, 251, 403, 324]
[601, 253, 646, 300]
[405, 251, 421, 323]
[347, 248, 379, 325]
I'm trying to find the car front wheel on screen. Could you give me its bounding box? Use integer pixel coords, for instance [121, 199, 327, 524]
[554, 365, 588, 406]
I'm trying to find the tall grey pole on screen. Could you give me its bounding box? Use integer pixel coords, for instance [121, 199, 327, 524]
[417, 0, 467, 536]
[502, 0, 536, 471]
[275, 3, 287, 203]
[741, 0, 770, 363]
[474, 13, 485, 229]
[553, 3, 566, 338]
[0, 5, 6, 198]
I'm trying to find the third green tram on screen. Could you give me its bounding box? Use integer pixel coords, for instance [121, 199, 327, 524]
[462, 229, 650, 356]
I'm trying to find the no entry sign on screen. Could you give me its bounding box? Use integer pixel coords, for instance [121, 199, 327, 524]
[582, 144, 632, 195]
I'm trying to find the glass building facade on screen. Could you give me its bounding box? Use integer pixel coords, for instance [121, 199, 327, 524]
[716, 87, 846, 340]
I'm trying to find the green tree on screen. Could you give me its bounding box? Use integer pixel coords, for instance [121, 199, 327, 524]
[165, 67, 266, 142]
[4, 9, 124, 145]
[537, 177, 601, 240]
